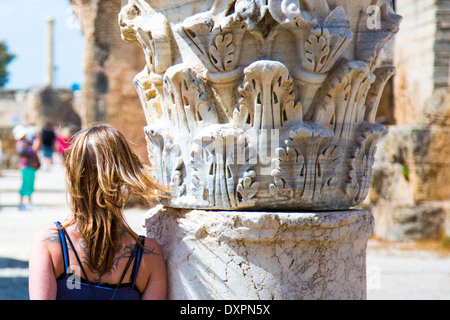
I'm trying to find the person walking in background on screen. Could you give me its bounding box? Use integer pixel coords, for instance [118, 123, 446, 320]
[29, 124, 167, 300]
[13, 125, 40, 211]
[55, 126, 72, 163]
[40, 122, 56, 171]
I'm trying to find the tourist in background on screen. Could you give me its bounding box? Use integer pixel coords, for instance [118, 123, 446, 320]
[40, 122, 56, 171]
[55, 126, 73, 163]
[13, 125, 40, 211]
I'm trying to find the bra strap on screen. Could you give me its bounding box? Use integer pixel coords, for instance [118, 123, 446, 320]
[110, 239, 140, 300]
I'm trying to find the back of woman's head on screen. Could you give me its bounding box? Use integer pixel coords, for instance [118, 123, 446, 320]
[64, 124, 162, 274]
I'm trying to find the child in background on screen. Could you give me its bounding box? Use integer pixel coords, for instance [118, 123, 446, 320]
[13, 125, 40, 210]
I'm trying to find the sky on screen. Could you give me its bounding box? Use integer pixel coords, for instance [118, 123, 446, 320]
[0, 0, 85, 90]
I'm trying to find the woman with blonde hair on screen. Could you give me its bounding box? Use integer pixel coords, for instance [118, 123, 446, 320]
[29, 124, 167, 300]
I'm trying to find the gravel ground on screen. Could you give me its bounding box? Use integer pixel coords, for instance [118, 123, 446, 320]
[0, 164, 449, 300]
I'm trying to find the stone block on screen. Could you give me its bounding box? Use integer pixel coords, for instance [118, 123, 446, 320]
[373, 125, 450, 202]
[372, 202, 446, 241]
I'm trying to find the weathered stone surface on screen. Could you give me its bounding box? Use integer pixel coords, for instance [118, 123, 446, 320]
[119, 0, 401, 211]
[24, 87, 82, 131]
[368, 0, 450, 241]
[369, 124, 450, 240]
[421, 88, 450, 126]
[70, 0, 149, 159]
[371, 202, 446, 241]
[393, 0, 449, 125]
[372, 125, 450, 203]
[115, 0, 396, 300]
[146, 205, 374, 300]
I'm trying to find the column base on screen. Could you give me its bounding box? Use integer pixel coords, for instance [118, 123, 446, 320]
[145, 205, 374, 300]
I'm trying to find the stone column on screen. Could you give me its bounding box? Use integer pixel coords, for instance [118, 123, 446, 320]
[146, 205, 374, 300]
[45, 17, 54, 87]
[119, 0, 401, 299]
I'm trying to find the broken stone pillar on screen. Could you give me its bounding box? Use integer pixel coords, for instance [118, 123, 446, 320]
[119, 0, 401, 299]
[147, 205, 374, 299]
[45, 17, 54, 87]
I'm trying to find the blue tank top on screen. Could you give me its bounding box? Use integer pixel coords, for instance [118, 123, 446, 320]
[54, 221, 144, 300]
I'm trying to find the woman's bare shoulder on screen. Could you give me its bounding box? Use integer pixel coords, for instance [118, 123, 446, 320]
[30, 223, 63, 260]
[32, 223, 60, 243]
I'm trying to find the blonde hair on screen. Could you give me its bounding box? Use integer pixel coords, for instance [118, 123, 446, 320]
[64, 124, 164, 274]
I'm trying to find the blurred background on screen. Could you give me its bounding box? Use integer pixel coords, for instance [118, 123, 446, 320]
[0, 0, 148, 165]
[0, 0, 449, 300]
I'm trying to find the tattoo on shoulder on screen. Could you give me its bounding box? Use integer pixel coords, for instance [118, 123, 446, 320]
[143, 246, 158, 256]
[41, 231, 60, 244]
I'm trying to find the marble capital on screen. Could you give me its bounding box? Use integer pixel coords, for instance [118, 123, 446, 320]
[119, 0, 401, 210]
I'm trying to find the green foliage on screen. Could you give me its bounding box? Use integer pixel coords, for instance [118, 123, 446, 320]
[401, 163, 409, 181]
[0, 42, 16, 88]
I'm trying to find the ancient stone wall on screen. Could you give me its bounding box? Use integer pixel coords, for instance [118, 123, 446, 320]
[24, 87, 82, 131]
[393, 0, 449, 124]
[0, 90, 28, 128]
[435, 0, 450, 89]
[0, 88, 81, 169]
[70, 0, 148, 159]
[369, 0, 450, 240]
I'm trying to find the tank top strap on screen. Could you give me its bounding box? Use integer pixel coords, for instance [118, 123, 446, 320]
[130, 236, 145, 289]
[54, 222, 93, 283]
[55, 222, 99, 299]
[54, 221, 70, 275]
[53, 222, 145, 300]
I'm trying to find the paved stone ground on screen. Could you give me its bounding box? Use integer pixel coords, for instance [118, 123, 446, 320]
[0, 163, 449, 300]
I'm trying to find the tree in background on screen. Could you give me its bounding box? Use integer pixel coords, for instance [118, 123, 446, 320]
[0, 42, 15, 88]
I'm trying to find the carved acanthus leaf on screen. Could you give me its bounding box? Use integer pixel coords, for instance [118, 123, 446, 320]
[189, 129, 256, 208]
[237, 170, 260, 206]
[346, 122, 387, 204]
[269, 147, 295, 198]
[181, 12, 246, 73]
[237, 60, 295, 130]
[311, 61, 373, 141]
[270, 123, 341, 202]
[364, 66, 396, 122]
[355, 1, 402, 70]
[300, 6, 352, 74]
[163, 65, 218, 135]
